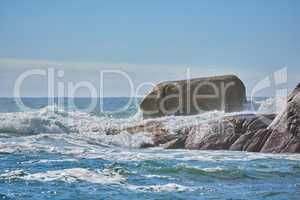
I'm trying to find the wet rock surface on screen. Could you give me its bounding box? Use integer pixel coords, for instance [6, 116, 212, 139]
[184, 114, 276, 152]
[109, 83, 300, 153]
[260, 83, 300, 153]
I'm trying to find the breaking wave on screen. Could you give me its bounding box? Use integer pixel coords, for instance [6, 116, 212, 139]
[0, 96, 288, 150]
[0, 168, 125, 184]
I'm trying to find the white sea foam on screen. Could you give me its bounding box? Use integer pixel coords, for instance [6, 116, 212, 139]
[0, 96, 290, 153]
[0, 170, 27, 180]
[0, 108, 69, 135]
[257, 96, 287, 114]
[0, 168, 211, 193]
[76, 131, 154, 148]
[21, 158, 78, 164]
[1, 168, 125, 184]
[0, 104, 225, 149]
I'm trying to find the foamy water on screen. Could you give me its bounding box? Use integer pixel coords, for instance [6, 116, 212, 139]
[0, 97, 299, 200]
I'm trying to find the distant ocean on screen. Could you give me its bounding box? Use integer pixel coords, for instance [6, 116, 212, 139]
[0, 97, 299, 200]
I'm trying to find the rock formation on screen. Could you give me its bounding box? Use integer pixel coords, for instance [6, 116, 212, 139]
[259, 83, 300, 153]
[108, 82, 300, 154]
[178, 83, 300, 153]
[140, 75, 246, 118]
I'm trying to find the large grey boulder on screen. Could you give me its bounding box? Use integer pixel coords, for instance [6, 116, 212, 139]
[140, 75, 246, 118]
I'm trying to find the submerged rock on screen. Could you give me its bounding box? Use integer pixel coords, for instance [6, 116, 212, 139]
[140, 75, 246, 118]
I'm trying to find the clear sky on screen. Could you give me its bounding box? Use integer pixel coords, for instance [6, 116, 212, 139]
[0, 0, 299, 97]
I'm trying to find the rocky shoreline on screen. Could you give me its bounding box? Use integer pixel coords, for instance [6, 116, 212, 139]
[107, 80, 300, 154]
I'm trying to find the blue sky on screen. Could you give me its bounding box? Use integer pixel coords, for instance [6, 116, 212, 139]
[0, 0, 299, 97]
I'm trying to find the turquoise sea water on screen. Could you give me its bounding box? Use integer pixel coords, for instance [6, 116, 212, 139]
[0, 98, 299, 200]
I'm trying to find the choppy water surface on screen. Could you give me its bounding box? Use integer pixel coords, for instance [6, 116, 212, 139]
[0, 98, 299, 200]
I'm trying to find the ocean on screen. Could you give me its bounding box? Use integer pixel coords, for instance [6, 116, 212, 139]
[0, 97, 299, 200]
